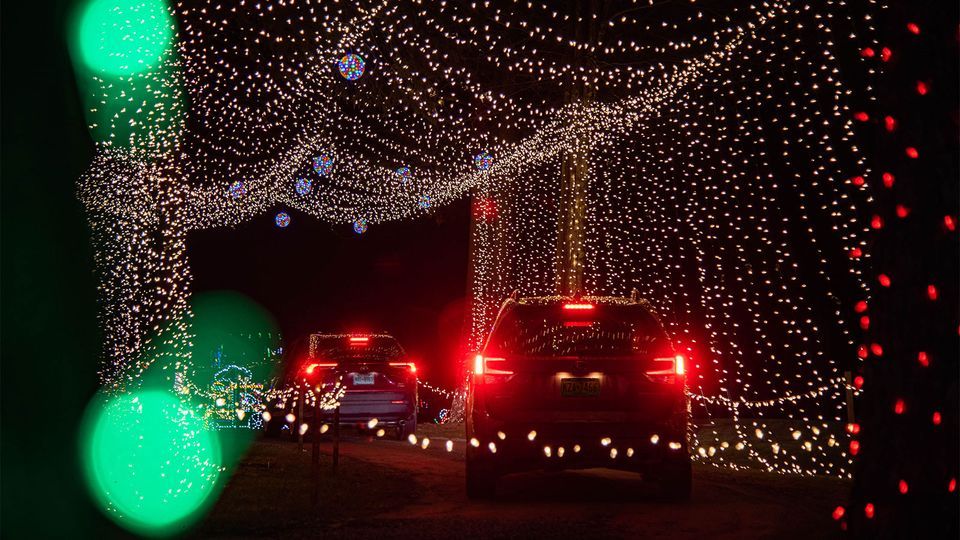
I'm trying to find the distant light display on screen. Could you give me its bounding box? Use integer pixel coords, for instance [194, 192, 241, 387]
[353, 218, 368, 235]
[474, 151, 493, 170]
[274, 212, 290, 228]
[312, 155, 333, 176]
[295, 177, 312, 195]
[337, 53, 365, 81]
[418, 195, 432, 209]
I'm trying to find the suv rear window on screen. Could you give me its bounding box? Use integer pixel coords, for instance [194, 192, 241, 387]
[487, 308, 667, 357]
[309, 335, 404, 363]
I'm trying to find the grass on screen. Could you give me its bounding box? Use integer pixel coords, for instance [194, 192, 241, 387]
[191, 438, 416, 538]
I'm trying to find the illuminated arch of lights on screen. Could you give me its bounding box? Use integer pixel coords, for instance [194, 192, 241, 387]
[75, 0, 888, 480]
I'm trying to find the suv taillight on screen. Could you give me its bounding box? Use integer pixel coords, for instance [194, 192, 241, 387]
[646, 354, 685, 384]
[473, 354, 513, 383]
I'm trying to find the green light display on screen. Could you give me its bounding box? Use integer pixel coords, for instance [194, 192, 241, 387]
[80, 390, 222, 536]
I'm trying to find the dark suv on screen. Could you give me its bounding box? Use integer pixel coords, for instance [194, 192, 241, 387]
[465, 294, 691, 499]
[304, 333, 418, 439]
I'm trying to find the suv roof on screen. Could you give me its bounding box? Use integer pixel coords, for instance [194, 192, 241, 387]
[308, 333, 405, 362]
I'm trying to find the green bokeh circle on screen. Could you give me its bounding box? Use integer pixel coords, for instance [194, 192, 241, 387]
[77, 0, 174, 76]
[81, 390, 222, 536]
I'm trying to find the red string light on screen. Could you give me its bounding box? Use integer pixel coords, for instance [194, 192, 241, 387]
[833, 506, 846, 520]
[871, 215, 884, 229]
[917, 351, 930, 367]
[932, 411, 942, 425]
[916, 81, 928, 95]
[878, 274, 891, 287]
[898, 480, 909, 494]
[854, 111, 870, 122]
[906, 22, 920, 35]
[927, 284, 938, 300]
[880, 47, 892, 62]
[944, 215, 956, 231]
[864, 503, 875, 519]
[894, 398, 905, 415]
[855, 300, 868, 313]
[882, 172, 895, 187]
[895, 204, 910, 218]
[905, 146, 919, 158]
[860, 47, 876, 58]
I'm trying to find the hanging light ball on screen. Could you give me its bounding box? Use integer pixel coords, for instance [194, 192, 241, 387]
[353, 218, 368, 235]
[228, 180, 246, 199]
[275, 212, 291, 228]
[312, 155, 334, 176]
[337, 53, 365, 81]
[418, 195, 432, 209]
[295, 177, 312, 196]
[474, 151, 493, 170]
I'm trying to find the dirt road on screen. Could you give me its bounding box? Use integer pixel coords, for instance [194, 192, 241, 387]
[199, 430, 850, 539]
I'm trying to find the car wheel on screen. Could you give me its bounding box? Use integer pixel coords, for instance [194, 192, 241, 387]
[655, 457, 692, 501]
[401, 420, 416, 441]
[465, 454, 498, 499]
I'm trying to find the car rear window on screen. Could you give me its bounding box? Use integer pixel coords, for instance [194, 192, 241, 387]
[486, 308, 668, 357]
[309, 335, 404, 362]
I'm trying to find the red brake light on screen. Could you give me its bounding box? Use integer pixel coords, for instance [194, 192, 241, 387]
[563, 303, 595, 310]
[389, 362, 417, 373]
[305, 362, 337, 375]
[564, 321, 593, 327]
[647, 354, 685, 382]
[474, 355, 512, 380]
[349, 336, 370, 346]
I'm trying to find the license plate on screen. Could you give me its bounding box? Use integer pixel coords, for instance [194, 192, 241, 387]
[560, 377, 600, 397]
[352, 373, 375, 385]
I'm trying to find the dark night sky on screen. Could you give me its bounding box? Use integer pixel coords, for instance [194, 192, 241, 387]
[188, 200, 472, 391]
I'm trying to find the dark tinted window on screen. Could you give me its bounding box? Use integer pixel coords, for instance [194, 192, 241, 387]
[309, 335, 404, 362]
[487, 307, 668, 357]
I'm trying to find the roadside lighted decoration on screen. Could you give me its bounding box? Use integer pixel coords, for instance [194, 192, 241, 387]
[72, 0, 924, 516]
[336, 53, 365, 81]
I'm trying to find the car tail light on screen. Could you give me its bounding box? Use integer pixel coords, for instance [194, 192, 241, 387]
[348, 336, 370, 345]
[304, 362, 338, 375]
[646, 354, 685, 383]
[389, 362, 417, 373]
[563, 303, 595, 310]
[474, 354, 513, 382]
[564, 321, 593, 327]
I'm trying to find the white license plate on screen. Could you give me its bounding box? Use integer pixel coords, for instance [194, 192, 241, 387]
[352, 373, 375, 385]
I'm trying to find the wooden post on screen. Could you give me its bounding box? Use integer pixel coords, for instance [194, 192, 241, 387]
[312, 397, 321, 464]
[332, 405, 340, 473]
[297, 383, 305, 453]
[311, 396, 321, 505]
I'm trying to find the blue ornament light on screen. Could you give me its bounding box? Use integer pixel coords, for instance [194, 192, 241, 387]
[228, 180, 246, 199]
[474, 151, 493, 171]
[295, 177, 312, 195]
[313, 155, 333, 176]
[337, 53, 365, 81]
[275, 212, 291, 228]
[418, 195, 432, 209]
[396, 166, 412, 186]
[353, 218, 368, 235]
